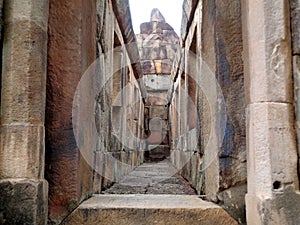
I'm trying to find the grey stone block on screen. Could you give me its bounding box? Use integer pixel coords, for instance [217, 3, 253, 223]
[0, 179, 48, 225]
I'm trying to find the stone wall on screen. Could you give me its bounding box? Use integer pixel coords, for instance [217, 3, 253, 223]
[93, 0, 145, 193]
[0, 0, 144, 224]
[169, 0, 247, 223]
[45, 0, 145, 223]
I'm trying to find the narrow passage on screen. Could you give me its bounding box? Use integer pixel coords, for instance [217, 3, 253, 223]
[102, 159, 196, 195]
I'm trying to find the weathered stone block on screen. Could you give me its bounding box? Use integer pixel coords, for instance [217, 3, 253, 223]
[246, 187, 300, 225]
[161, 59, 172, 74]
[4, 0, 49, 28]
[144, 75, 173, 91]
[141, 60, 156, 74]
[154, 60, 162, 73]
[218, 185, 247, 225]
[247, 103, 298, 197]
[0, 179, 48, 225]
[142, 46, 167, 60]
[62, 195, 238, 225]
[0, 125, 44, 179]
[244, 0, 293, 103]
[2, 20, 47, 124]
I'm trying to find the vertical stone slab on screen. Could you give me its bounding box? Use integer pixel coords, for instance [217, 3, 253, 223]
[293, 56, 300, 159]
[46, 0, 96, 223]
[213, 2, 247, 223]
[291, 0, 300, 184]
[0, 0, 49, 224]
[244, 0, 293, 103]
[243, 0, 300, 224]
[246, 103, 300, 225]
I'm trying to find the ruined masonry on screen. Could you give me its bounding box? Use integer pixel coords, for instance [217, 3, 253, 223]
[0, 0, 300, 225]
[136, 8, 180, 161]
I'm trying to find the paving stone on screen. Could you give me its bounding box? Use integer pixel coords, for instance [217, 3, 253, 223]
[102, 159, 196, 195]
[0, 179, 48, 225]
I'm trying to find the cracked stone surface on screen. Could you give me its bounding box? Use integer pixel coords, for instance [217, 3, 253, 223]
[102, 159, 196, 195]
[62, 194, 238, 225]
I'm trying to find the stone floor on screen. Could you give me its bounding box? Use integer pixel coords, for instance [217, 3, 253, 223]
[62, 159, 238, 224]
[102, 159, 196, 195]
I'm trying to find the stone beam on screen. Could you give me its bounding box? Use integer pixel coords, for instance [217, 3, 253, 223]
[113, 17, 147, 101]
[111, 0, 146, 101]
[0, 0, 49, 224]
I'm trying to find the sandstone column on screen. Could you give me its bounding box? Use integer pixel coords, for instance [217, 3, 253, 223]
[46, 0, 96, 223]
[0, 0, 49, 224]
[243, 0, 300, 224]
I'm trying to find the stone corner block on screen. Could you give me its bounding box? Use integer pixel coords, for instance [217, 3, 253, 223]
[0, 179, 48, 225]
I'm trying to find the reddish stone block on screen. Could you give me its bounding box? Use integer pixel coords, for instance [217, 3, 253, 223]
[46, 0, 96, 223]
[141, 60, 156, 74]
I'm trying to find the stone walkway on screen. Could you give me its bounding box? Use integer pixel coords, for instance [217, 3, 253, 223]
[102, 159, 196, 195]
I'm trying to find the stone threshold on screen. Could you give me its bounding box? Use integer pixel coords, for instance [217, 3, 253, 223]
[62, 194, 238, 225]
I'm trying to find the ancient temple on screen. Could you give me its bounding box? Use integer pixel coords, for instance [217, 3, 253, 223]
[0, 0, 300, 225]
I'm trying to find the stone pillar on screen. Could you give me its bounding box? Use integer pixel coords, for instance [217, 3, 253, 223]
[46, 0, 96, 223]
[243, 0, 300, 224]
[0, 0, 49, 224]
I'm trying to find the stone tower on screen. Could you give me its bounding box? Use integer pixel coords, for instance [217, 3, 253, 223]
[136, 9, 180, 161]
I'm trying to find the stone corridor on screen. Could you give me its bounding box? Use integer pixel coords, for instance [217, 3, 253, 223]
[102, 159, 196, 195]
[1, 0, 300, 224]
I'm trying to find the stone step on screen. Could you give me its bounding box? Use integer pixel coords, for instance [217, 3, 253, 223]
[62, 194, 238, 225]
